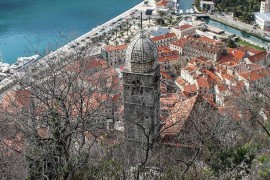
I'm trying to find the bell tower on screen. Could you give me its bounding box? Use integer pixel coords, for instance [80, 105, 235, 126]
[122, 26, 160, 163]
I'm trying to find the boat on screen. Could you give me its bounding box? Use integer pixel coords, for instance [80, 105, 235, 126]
[179, 9, 183, 14]
[186, 9, 190, 13]
[190, 8, 194, 13]
[16, 54, 39, 65]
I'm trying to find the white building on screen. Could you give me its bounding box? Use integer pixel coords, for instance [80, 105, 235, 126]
[200, 1, 215, 11]
[103, 44, 128, 66]
[254, 12, 270, 31]
[261, 0, 270, 13]
[171, 24, 196, 39]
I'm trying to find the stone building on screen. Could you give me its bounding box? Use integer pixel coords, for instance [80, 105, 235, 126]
[103, 44, 128, 66]
[171, 24, 196, 39]
[183, 37, 225, 61]
[122, 30, 160, 161]
[151, 33, 177, 47]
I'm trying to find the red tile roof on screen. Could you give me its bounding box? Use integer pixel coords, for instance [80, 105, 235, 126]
[175, 24, 193, 30]
[196, 78, 209, 88]
[161, 95, 198, 136]
[156, 0, 169, 7]
[161, 71, 172, 80]
[236, 46, 264, 55]
[227, 48, 246, 60]
[151, 33, 176, 42]
[65, 57, 107, 73]
[221, 73, 235, 82]
[170, 38, 187, 48]
[158, 46, 172, 53]
[175, 76, 186, 86]
[158, 54, 179, 62]
[248, 51, 267, 63]
[105, 44, 128, 51]
[184, 84, 197, 93]
[203, 69, 222, 84]
[239, 68, 270, 82]
[1, 90, 31, 111]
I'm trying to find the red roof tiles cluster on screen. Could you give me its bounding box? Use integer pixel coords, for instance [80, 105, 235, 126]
[151, 33, 176, 42]
[170, 38, 187, 48]
[196, 78, 209, 88]
[247, 51, 267, 63]
[175, 24, 193, 30]
[105, 44, 128, 51]
[156, 0, 169, 7]
[161, 71, 173, 80]
[239, 68, 270, 82]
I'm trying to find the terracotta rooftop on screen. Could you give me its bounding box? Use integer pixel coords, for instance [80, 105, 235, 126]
[236, 46, 264, 55]
[184, 64, 197, 73]
[170, 38, 188, 48]
[160, 71, 173, 80]
[175, 76, 186, 86]
[184, 84, 197, 93]
[158, 54, 179, 63]
[196, 78, 209, 88]
[222, 73, 236, 82]
[184, 37, 224, 54]
[161, 95, 198, 136]
[219, 55, 238, 66]
[247, 51, 267, 63]
[1, 90, 31, 111]
[105, 44, 128, 51]
[227, 48, 246, 60]
[203, 69, 222, 84]
[156, 0, 169, 7]
[158, 46, 172, 53]
[151, 33, 176, 42]
[239, 68, 270, 82]
[175, 24, 193, 30]
[65, 57, 107, 73]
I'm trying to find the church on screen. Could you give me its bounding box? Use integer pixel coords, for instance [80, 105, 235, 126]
[122, 27, 161, 163]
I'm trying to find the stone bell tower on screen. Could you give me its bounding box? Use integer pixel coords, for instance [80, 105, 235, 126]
[122, 27, 160, 162]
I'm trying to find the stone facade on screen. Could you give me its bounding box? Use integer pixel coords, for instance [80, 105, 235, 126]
[123, 32, 160, 146]
[103, 44, 128, 66]
[172, 25, 196, 39]
[183, 38, 225, 61]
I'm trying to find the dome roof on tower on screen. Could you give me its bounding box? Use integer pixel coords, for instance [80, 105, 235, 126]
[125, 32, 158, 73]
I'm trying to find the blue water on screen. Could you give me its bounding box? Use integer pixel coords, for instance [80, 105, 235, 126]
[205, 19, 269, 47]
[178, 0, 193, 11]
[0, 0, 141, 63]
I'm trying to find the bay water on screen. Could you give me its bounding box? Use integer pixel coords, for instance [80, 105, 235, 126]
[0, 0, 141, 63]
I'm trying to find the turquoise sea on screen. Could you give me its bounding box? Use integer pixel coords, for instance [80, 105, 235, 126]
[0, 0, 142, 63]
[0, 0, 193, 64]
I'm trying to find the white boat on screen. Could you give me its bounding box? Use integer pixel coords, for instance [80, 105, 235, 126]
[186, 9, 190, 13]
[179, 9, 183, 14]
[190, 8, 194, 13]
[17, 54, 39, 65]
[10, 63, 20, 70]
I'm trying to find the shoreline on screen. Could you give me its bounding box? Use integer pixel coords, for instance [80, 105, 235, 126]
[208, 15, 270, 43]
[0, 0, 153, 93]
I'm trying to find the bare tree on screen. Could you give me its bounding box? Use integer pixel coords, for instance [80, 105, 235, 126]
[0, 36, 122, 179]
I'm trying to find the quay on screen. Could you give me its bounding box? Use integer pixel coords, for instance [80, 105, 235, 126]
[208, 13, 270, 42]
